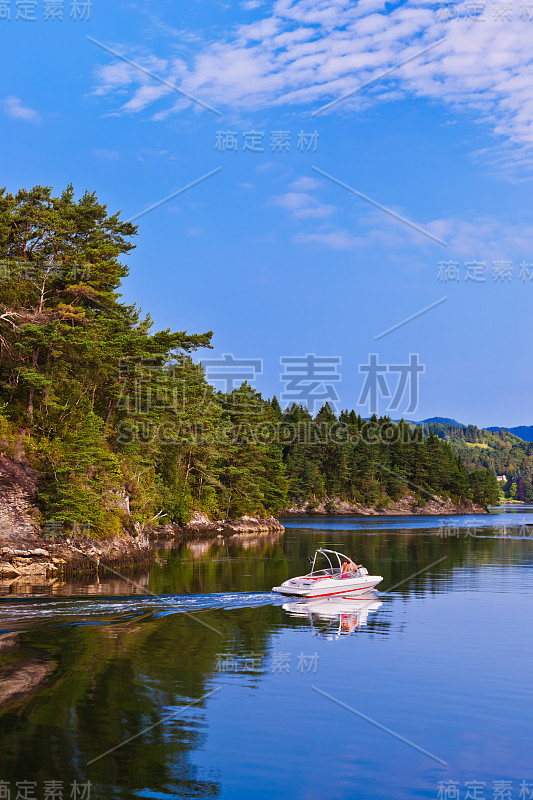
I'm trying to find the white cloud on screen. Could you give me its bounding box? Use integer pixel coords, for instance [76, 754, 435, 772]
[3, 96, 40, 122]
[289, 176, 320, 191]
[438, 217, 533, 260]
[272, 190, 336, 218]
[256, 161, 278, 171]
[121, 83, 171, 113]
[92, 62, 135, 95]
[92, 52, 188, 116]
[90, 0, 533, 160]
[288, 205, 533, 256]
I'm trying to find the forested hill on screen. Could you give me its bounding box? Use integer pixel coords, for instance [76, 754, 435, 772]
[421, 417, 533, 445]
[486, 425, 533, 443]
[0, 185, 499, 539]
[278, 407, 499, 510]
[417, 420, 533, 499]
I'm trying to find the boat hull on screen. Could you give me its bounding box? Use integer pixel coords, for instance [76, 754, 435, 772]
[282, 594, 382, 618]
[272, 575, 382, 598]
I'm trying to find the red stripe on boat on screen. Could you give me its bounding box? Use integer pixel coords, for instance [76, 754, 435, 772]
[307, 584, 376, 598]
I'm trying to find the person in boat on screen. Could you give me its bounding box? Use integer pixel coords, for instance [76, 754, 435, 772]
[341, 559, 354, 576]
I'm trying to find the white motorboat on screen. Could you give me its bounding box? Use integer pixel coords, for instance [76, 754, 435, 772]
[272, 548, 383, 598]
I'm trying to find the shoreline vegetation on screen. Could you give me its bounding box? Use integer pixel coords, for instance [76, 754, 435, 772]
[283, 494, 488, 516]
[0, 186, 502, 582]
[414, 420, 533, 502]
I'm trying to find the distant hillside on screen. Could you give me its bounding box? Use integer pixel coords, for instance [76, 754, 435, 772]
[421, 417, 464, 427]
[418, 418, 533, 443]
[487, 425, 533, 443]
[407, 417, 533, 497]
[363, 415, 533, 498]
[416, 419, 533, 495]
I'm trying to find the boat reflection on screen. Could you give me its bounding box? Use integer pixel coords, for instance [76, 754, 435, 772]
[283, 592, 383, 638]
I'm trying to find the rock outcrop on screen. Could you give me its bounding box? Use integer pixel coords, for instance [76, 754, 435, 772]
[0, 456, 42, 541]
[0, 456, 283, 587]
[0, 456, 153, 584]
[284, 494, 488, 516]
[160, 512, 285, 539]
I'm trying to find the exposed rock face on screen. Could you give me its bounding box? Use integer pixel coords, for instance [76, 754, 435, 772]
[284, 494, 488, 516]
[0, 533, 154, 585]
[174, 512, 285, 536]
[0, 456, 284, 587]
[0, 456, 42, 541]
[0, 456, 153, 585]
[156, 513, 285, 540]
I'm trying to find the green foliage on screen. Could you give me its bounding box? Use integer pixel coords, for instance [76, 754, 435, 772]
[280, 409, 476, 507]
[0, 404, 18, 457]
[0, 184, 499, 538]
[32, 412, 125, 537]
[0, 185, 289, 535]
[419, 420, 533, 498]
[469, 470, 501, 508]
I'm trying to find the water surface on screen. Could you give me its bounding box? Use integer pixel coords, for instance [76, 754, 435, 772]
[0, 509, 532, 799]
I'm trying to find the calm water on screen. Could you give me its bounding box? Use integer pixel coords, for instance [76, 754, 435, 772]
[0, 507, 532, 799]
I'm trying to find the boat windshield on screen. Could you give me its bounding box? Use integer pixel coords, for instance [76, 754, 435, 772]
[306, 549, 354, 577]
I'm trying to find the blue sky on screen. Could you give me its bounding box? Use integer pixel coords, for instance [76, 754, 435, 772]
[2, 0, 533, 426]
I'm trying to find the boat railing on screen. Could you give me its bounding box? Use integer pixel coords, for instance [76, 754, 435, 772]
[305, 550, 370, 581]
[304, 568, 337, 578]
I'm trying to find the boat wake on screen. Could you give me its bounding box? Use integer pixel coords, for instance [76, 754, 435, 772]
[0, 591, 284, 630]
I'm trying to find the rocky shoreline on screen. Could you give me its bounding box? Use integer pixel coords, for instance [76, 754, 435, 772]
[283, 494, 488, 516]
[0, 453, 487, 587]
[0, 455, 285, 585]
[168, 513, 285, 538]
[0, 455, 154, 583]
[0, 519, 284, 588]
